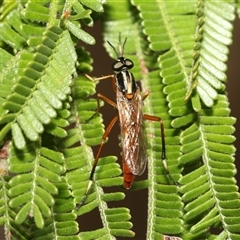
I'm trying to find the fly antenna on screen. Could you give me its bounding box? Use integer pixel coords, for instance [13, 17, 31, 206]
[107, 33, 127, 58]
[107, 40, 119, 58]
[121, 37, 127, 57]
[118, 33, 127, 57]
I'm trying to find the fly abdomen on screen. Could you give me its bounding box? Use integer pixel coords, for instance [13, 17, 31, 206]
[123, 161, 135, 189]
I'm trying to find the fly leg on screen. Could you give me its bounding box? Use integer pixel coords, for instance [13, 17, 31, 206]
[84, 74, 116, 122]
[84, 73, 115, 92]
[142, 92, 179, 186]
[76, 115, 119, 209]
[76, 92, 119, 209]
[87, 93, 117, 122]
[84, 73, 115, 82]
[144, 114, 179, 186]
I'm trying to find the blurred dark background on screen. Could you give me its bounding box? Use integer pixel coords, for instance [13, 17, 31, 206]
[0, 17, 240, 240]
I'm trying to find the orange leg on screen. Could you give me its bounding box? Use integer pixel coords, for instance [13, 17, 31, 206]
[144, 114, 166, 160]
[76, 115, 119, 209]
[97, 93, 117, 109]
[76, 75, 119, 209]
[87, 93, 117, 122]
[144, 114, 178, 185]
[76, 91, 118, 209]
[142, 91, 177, 185]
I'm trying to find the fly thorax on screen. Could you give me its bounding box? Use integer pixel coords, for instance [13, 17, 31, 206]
[116, 71, 137, 98]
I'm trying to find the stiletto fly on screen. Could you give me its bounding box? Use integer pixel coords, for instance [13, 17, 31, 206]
[77, 34, 176, 209]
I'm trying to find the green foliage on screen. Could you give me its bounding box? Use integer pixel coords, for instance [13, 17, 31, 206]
[0, 0, 239, 239]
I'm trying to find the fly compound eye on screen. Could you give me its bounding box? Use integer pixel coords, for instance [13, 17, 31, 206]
[112, 60, 124, 71]
[125, 59, 134, 69]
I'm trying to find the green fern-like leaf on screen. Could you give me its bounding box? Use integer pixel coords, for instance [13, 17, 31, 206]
[144, 70, 182, 238]
[0, 11, 26, 50]
[1, 0, 239, 239]
[8, 142, 64, 229]
[179, 94, 239, 239]
[185, 1, 235, 109]
[0, 49, 16, 116]
[0, 26, 76, 149]
[29, 179, 79, 240]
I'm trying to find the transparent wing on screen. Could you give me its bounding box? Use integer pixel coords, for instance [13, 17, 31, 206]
[117, 88, 147, 176]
